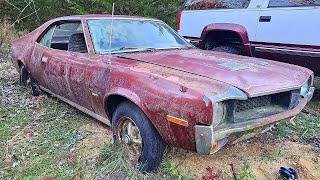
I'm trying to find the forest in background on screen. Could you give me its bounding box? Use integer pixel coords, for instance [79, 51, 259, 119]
[0, 0, 184, 31]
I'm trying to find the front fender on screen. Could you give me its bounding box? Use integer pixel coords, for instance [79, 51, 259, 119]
[104, 87, 153, 122]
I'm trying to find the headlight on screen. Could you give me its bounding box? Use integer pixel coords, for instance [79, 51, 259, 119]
[300, 77, 312, 97]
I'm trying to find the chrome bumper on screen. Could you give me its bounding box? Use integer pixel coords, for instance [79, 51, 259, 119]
[195, 87, 315, 155]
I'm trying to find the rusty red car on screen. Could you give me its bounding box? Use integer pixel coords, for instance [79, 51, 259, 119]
[11, 15, 315, 172]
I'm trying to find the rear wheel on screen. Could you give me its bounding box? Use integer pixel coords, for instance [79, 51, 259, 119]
[205, 39, 241, 55]
[19, 64, 28, 87]
[19, 64, 41, 96]
[212, 46, 241, 55]
[112, 101, 165, 172]
[29, 74, 41, 96]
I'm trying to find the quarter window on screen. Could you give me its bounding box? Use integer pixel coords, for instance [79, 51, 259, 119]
[38, 22, 88, 53]
[268, 0, 320, 7]
[184, 0, 251, 10]
[39, 26, 55, 47]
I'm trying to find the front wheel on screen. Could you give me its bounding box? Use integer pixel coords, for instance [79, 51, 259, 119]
[112, 101, 165, 172]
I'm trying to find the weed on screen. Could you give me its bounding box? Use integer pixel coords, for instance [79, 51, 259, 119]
[314, 77, 320, 89]
[262, 147, 289, 161]
[0, 106, 32, 142]
[160, 159, 189, 180]
[96, 144, 151, 179]
[276, 113, 320, 139]
[238, 164, 257, 180]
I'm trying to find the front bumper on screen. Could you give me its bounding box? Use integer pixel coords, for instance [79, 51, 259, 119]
[195, 87, 315, 155]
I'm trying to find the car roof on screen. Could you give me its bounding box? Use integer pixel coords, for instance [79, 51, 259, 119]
[51, 14, 160, 22]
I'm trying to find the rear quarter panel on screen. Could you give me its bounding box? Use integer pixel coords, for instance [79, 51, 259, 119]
[11, 29, 40, 70]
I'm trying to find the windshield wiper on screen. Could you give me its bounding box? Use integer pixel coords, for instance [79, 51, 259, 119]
[140, 47, 157, 52]
[112, 46, 140, 52]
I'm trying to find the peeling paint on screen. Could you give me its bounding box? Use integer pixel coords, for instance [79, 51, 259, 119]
[10, 15, 314, 153]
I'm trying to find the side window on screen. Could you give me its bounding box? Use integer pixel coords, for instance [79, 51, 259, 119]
[39, 26, 55, 47]
[39, 22, 88, 53]
[268, 0, 320, 7]
[184, 0, 251, 10]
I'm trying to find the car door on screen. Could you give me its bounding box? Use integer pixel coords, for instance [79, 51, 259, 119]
[254, 0, 320, 73]
[31, 24, 70, 98]
[256, 0, 320, 46]
[31, 21, 94, 110]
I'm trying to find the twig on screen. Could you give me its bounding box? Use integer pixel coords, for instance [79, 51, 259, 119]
[5, 0, 21, 11]
[12, 0, 33, 25]
[302, 107, 320, 117]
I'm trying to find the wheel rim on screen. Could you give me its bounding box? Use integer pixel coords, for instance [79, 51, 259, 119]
[118, 117, 143, 158]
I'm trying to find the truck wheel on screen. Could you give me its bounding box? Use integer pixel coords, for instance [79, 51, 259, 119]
[19, 64, 28, 87]
[212, 46, 241, 55]
[112, 101, 165, 172]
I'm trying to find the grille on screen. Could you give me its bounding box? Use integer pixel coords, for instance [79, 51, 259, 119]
[235, 95, 272, 112]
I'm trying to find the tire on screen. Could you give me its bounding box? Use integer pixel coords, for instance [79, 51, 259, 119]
[29, 74, 41, 96]
[19, 64, 28, 87]
[112, 101, 165, 172]
[212, 46, 241, 55]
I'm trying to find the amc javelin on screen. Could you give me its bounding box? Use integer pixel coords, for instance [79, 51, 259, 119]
[11, 15, 314, 171]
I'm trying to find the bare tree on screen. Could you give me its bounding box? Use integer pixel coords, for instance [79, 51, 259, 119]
[5, 0, 40, 26]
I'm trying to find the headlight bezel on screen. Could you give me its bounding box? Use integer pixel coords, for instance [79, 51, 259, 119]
[300, 76, 313, 97]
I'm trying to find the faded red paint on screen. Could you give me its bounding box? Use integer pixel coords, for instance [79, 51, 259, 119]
[11, 15, 314, 152]
[199, 23, 252, 56]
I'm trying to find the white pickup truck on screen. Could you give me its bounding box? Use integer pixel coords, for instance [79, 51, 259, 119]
[178, 0, 320, 76]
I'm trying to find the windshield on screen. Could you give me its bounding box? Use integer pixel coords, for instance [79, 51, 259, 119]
[88, 19, 191, 54]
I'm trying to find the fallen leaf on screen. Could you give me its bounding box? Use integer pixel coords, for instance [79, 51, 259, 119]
[202, 166, 218, 180]
[3, 166, 12, 172]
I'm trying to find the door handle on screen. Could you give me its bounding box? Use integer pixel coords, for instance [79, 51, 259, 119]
[259, 16, 271, 22]
[91, 92, 99, 97]
[41, 56, 48, 63]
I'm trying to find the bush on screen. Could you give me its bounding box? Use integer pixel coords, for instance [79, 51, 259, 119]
[0, 0, 184, 31]
[0, 21, 27, 48]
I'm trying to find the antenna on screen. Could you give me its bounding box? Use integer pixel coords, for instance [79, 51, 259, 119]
[108, 3, 115, 64]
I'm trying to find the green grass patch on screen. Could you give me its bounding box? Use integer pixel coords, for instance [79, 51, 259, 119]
[238, 164, 257, 180]
[0, 106, 32, 142]
[160, 159, 190, 180]
[95, 144, 152, 179]
[314, 77, 320, 89]
[3, 101, 91, 179]
[276, 113, 320, 139]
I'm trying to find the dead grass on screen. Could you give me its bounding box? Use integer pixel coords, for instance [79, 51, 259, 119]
[0, 21, 23, 48]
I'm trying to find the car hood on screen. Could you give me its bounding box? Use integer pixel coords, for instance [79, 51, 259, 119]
[122, 49, 312, 97]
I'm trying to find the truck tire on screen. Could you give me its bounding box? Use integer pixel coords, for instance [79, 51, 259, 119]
[19, 64, 28, 87]
[212, 46, 241, 55]
[112, 101, 165, 172]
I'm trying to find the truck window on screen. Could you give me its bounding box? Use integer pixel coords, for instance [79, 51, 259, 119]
[268, 0, 320, 7]
[184, 0, 251, 10]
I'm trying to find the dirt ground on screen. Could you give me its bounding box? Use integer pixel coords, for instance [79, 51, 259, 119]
[72, 121, 320, 179]
[169, 134, 320, 179]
